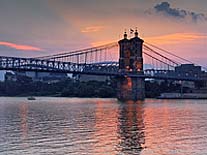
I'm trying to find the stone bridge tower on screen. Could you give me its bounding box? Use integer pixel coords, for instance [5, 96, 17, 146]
[117, 30, 145, 101]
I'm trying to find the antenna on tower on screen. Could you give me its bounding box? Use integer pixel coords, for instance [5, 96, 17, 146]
[135, 27, 138, 37]
[123, 29, 127, 39]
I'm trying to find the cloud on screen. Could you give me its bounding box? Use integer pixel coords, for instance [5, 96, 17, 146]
[0, 41, 42, 51]
[145, 33, 207, 45]
[153, 2, 207, 22]
[81, 26, 104, 33]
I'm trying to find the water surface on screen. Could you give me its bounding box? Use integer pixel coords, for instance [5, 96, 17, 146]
[0, 97, 207, 155]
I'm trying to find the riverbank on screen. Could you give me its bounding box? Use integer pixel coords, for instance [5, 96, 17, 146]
[158, 93, 207, 99]
[1, 77, 205, 99]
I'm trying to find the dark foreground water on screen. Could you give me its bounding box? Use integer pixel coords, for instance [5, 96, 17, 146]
[0, 97, 207, 155]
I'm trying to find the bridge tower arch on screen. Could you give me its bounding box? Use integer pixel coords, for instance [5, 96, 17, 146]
[117, 30, 145, 101]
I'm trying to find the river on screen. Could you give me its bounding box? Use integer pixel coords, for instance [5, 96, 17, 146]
[0, 97, 207, 155]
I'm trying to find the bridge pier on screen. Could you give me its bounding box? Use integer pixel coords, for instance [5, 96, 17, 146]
[117, 30, 145, 101]
[117, 76, 145, 101]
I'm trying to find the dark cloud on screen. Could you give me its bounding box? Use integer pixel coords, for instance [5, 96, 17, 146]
[153, 2, 207, 22]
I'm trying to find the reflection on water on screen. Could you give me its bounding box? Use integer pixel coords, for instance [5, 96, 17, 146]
[19, 103, 29, 149]
[117, 101, 145, 154]
[0, 97, 207, 155]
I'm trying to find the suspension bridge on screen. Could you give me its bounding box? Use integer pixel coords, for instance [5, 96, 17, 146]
[0, 30, 206, 100]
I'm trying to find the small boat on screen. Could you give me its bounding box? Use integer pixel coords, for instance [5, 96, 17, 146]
[27, 96, 36, 100]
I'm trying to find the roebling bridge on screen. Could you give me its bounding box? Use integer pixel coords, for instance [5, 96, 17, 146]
[0, 30, 206, 101]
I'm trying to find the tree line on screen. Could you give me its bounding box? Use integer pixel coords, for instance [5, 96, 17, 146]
[0, 75, 184, 98]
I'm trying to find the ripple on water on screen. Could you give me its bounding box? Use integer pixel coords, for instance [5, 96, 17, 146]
[0, 97, 207, 155]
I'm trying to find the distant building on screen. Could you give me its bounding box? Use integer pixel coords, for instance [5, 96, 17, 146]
[175, 64, 205, 88]
[175, 64, 202, 77]
[8, 71, 68, 83]
[201, 71, 207, 87]
[152, 64, 205, 89]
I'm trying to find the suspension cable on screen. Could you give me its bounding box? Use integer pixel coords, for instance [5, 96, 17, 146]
[143, 51, 175, 68]
[143, 45, 180, 66]
[35, 42, 118, 60]
[145, 42, 207, 70]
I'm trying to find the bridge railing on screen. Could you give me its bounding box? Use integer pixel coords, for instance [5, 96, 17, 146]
[0, 56, 206, 81]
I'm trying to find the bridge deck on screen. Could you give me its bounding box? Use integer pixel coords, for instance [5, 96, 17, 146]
[0, 56, 205, 81]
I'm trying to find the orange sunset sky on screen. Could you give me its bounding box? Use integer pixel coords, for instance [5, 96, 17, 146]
[0, 0, 207, 66]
